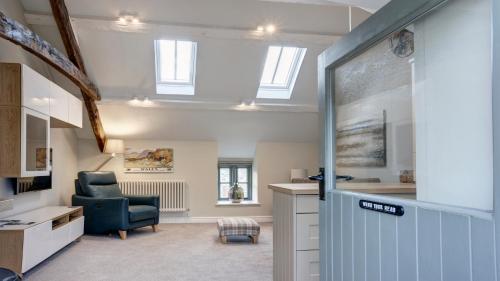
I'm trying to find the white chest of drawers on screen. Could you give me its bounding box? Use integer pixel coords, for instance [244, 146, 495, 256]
[269, 183, 320, 281]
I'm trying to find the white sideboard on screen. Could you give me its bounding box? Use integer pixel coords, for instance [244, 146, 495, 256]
[269, 183, 320, 281]
[0, 206, 84, 275]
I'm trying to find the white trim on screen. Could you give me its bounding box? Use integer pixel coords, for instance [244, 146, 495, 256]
[21, 107, 51, 178]
[99, 98, 319, 113]
[257, 46, 307, 100]
[215, 201, 261, 207]
[159, 215, 273, 224]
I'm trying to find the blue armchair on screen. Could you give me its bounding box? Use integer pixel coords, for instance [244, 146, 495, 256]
[72, 171, 160, 239]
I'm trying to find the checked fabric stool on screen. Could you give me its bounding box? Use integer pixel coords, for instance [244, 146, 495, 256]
[217, 217, 260, 244]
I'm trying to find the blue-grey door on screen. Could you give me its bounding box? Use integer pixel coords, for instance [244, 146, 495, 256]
[317, 0, 500, 280]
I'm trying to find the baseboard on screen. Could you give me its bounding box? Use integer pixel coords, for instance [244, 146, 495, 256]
[159, 215, 273, 224]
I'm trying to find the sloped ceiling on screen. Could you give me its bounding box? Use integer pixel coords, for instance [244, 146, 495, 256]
[19, 0, 371, 156]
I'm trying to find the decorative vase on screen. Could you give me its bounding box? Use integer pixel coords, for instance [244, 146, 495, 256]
[228, 183, 244, 203]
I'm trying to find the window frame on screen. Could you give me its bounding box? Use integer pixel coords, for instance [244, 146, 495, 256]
[257, 45, 307, 99]
[154, 39, 197, 95]
[217, 163, 253, 201]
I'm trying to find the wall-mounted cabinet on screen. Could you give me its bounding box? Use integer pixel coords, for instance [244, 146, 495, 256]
[0, 63, 82, 178]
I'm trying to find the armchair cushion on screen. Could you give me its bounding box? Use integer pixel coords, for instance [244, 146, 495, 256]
[126, 195, 160, 207]
[129, 205, 158, 222]
[78, 171, 123, 198]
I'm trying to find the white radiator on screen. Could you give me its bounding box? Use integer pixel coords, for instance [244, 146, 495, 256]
[118, 180, 189, 212]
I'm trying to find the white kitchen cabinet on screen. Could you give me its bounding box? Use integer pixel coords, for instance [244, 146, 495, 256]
[269, 183, 319, 281]
[21, 64, 50, 115]
[0, 63, 83, 177]
[67, 93, 83, 128]
[49, 81, 82, 128]
[49, 83, 69, 123]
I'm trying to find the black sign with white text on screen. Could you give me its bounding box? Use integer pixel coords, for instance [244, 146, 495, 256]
[359, 200, 404, 216]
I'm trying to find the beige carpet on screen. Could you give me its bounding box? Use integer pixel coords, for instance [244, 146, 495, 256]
[24, 223, 273, 281]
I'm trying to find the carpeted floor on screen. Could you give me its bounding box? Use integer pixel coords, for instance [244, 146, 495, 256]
[23, 223, 273, 281]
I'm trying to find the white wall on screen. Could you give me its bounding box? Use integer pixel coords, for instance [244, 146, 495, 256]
[255, 141, 319, 214]
[80, 103, 319, 158]
[0, 0, 79, 218]
[414, 0, 493, 210]
[78, 139, 319, 219]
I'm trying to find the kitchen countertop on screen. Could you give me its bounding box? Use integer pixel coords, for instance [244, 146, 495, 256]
[268, 182, 416, 195]
[268, 183, 319, 195]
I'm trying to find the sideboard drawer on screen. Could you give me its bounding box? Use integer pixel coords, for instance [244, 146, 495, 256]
[22, 221, 52, 272]
[69, 216, 84, 241]
[296, 213, 319, 250]
[297, 250, 320, 281]
[296, 195, 319, 213]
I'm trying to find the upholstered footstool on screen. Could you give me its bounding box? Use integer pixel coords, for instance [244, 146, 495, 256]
[217, 217, 260, 244]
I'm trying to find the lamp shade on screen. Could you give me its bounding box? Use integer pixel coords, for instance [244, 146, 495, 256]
[104, 139, 124, 154]
[291, 168, 308, 180]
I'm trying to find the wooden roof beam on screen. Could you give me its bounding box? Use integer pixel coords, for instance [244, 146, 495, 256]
[49, 0, 107, 152]
[0, 11, 100, 101]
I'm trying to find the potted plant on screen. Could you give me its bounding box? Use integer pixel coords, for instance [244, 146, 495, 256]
[228, 182, 244, 203]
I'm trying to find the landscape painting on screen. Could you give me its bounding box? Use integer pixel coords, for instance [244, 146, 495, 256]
[124, 148, 174, 173]
[336, 111, 386, 167]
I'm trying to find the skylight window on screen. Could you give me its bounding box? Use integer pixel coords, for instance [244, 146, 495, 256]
[154, 40, 197, 95]
[257, 46, 306, 99]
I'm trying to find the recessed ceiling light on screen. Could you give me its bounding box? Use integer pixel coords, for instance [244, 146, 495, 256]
[256, 26, 264, 32]
[117, 14, 140, 26]
[266, 24, 276, 33]
[118, 17, 127, 25]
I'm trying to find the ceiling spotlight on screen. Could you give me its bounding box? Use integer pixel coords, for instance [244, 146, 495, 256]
[256, 26, 264, 32]
[117, 13, 140, 26]
[250, 101, 256, 106]
[118, 17, 127, 25]
[266, 24, 276, 33]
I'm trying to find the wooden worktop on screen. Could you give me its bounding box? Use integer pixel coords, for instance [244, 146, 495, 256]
[268, 182, 416, 195]
[337, 182, 416, 194]
[268, 183, 319, 195]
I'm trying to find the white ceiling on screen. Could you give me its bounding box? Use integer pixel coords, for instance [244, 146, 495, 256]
[18, 0, 372, 154]
[21, 0, 371, 107]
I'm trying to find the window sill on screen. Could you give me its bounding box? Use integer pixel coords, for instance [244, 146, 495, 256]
[216, 201, 261, 207]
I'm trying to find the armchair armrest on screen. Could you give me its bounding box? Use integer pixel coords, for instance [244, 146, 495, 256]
[125, 195, 160, 208]
[72, 195, 129, 232]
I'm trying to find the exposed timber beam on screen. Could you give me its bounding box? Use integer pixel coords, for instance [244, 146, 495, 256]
[49, 0, 107, 152]
[0, 11, 100, 101]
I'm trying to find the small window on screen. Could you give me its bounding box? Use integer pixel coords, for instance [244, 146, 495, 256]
[218, 162, 252, 201]
[257, 46, 306, 99]
[154, 40, 197, 95]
